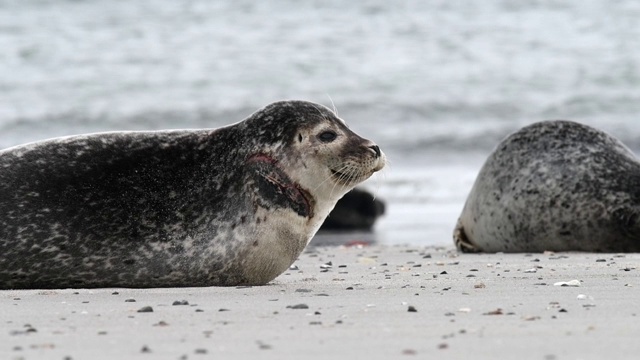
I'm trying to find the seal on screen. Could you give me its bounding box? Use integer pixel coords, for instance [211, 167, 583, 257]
[454, 120, 640, 253]
[0, 100, 386, 288]
[320, 188, 386, 231]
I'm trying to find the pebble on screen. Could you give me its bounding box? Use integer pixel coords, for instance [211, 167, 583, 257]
[172, 300, 189, 306]
[553, 280, 581, 287]
[576, 294, 588, 300]
[483, 308, 504, 315]
[287, 304, 309, 309]
[137, 306, 153, 313]
[125, 299, 136, 302]
[320, 261, 333, 269]
[407, 306, 417, 312]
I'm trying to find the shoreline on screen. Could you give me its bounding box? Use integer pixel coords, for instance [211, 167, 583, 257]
[2, 244, 640, 359]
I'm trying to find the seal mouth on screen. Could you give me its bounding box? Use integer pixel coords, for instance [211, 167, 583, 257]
[247, 154, 314, 217]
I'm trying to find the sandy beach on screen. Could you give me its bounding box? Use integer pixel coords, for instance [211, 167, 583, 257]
[2, 244, 640, 360]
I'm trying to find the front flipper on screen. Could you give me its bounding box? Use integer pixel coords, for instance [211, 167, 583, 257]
[453, 219, 483, 253]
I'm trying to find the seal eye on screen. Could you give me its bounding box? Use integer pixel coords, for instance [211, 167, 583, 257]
[318, 131, 337, 143]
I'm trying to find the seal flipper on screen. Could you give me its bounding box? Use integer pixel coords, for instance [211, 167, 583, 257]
[611, 206, 640, 251]
[453, 219, 483, 253]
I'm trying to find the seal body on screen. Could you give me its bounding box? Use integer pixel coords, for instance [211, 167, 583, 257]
[454, 120, 640, 253]
[0, 100, 386, 288]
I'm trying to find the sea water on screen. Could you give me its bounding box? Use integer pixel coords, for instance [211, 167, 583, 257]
[1, 0, 639, 245]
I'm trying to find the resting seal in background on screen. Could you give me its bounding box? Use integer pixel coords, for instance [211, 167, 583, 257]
[320, 188, 385, 231]
[0, 100, 386, 288]
[454, 120, 640, 253]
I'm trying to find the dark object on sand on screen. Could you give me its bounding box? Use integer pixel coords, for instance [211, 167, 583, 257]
[320, 188, 385, 231]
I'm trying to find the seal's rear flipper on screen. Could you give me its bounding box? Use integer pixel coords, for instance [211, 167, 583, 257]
[453, 219, 483, 253]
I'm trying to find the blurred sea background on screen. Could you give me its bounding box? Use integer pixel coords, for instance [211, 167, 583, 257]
[1, 0, 639, 246]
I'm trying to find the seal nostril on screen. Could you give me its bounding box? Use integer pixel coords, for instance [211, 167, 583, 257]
[369, 145, 381, 158]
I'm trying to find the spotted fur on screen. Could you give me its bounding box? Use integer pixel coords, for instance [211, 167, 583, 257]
[0, 100, 386, 288]
[455, 120, 640, 253]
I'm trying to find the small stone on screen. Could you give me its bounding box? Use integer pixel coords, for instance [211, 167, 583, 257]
[194, 348, 207, 354]
[111, 292, 119, 295]
[286, 303, 309, 309]
[125, 299, 136, 302]
[576, 294, 588, 300]
[295, 288, 312, 293]
[523, 268, 537, 273]
[218, 308, 230, 312]
[440, 271, 448, 275]
[137, 306, 153, 313]
[345, 286, 354, 290]
[553, 280, 581, 287]
[172, 300, 189, 306]
[195, 309, 204, 312]
[141, 345, 151, 353]
[153, 321, 169, 327]
[483, 308, 504, 315]
[407, 306, 417, 312]
[289, 265, 299, 270]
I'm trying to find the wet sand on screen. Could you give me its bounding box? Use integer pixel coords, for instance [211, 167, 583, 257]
[2, 245, 640, 360]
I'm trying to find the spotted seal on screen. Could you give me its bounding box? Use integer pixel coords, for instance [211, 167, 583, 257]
[0, 100, 386, 288]
[454, 120, 640, 253]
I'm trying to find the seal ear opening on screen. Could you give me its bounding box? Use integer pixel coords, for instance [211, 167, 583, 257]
[454, 219, 482, 253]
[298, 133, 303, 143]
